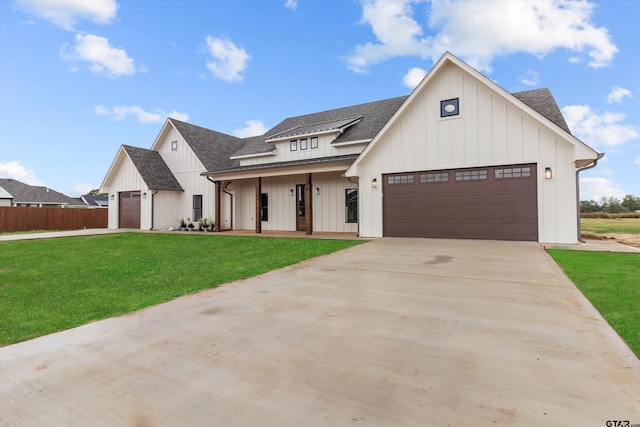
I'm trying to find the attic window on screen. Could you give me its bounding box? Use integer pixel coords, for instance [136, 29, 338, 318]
[171, 140, 178, 151]
[290, 140, 297, 151]
[440, 98, 459, 118]
[311, 137, 318, 149]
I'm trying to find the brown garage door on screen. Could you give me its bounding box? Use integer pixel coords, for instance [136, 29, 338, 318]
[119, 191, 141, 229]
[383, 164, 538, 241]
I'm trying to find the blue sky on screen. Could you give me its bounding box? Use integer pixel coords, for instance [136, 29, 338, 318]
[1, 0, 638, 200]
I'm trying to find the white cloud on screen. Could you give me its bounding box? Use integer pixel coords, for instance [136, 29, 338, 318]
[233, 120, 269, 138]
[403, 67, 427, 88]
[285, 0, 298, 10]
[94, 105, 189, 123]
[15, 0, 117, 31]
[346, 0, 618, 73]
[606, 86, 632, 104]
[0, 160, 45, 186]
[205, 36, 251, 82]
[561, 104, 638, 148]
[579, 176, 626, 201]
[519, 70, 539, 87]
[635, 157, 640, 168]
[62, 33, 135, 78]
[70, 182, 96, 197]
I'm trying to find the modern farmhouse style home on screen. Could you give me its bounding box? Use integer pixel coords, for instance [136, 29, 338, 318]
[100, 52, 602, 244]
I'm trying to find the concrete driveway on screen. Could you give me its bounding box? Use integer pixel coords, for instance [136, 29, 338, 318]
[1, 238, 639, 426]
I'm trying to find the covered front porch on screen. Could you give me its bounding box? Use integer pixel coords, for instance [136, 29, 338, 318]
[204, 156, 359, 235]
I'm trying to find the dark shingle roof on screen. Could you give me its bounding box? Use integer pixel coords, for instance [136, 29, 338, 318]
[228, 96, 408, 159]
[123, 145, 184, 191]
[0, 178, 84, 206]
[81, 194, 109, 207]
[512, 88, 571, 134]
[169, 119, 246, 171]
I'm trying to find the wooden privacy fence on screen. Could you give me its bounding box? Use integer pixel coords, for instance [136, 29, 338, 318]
[0, 206, 108, 232]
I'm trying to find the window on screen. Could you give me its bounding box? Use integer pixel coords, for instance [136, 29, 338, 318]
[193, 195, 202, 220]
[290, 140, 297, 151]
[440, 98, 460, 117]
[387, 175, 415, 185]
[260, 193, 269, 222]
[171, 140, 178, 151]
[311, 137, 318, 149]
[455, 170, 487, 181]
[495, 167, 531, 179]
[345, 189, 358, 223]
[420, 172, 449, 183]
[300, 138, 308, 150]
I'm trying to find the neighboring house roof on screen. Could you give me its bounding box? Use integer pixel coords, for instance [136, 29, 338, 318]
[512, 88, 571, 134]
[169, 119, 246, 171]
[0, 186, 14, 199]
[123, 145, 184, 191]
[0, 178, 83, 206]
[81, 194, 109, 207]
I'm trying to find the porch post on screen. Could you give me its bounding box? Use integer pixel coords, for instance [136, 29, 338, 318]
[306, 173, 313, 235]
[255, 177, 262, 234]
[215, 180, 221, 232]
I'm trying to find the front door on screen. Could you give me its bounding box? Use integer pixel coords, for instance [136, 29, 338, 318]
[296, 184, 306, 231]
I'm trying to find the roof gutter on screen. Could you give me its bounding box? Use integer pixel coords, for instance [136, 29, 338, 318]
[575, 153, 604, 243]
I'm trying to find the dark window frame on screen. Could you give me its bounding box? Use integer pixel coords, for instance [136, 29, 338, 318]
[193, 194, 203, 220]
[310, 137, 318, 149]
[345, 189, 358, 224]
[260, 193, 269, 222]
[290, 140, 297, 151]
[300, 138, 308, 150]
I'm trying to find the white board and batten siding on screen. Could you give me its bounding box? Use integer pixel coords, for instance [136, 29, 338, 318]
[239, 133, 367, 167]
[355, 62, 581, 244]
[152, 127, 216, 229]
[228, 173, 357, 233]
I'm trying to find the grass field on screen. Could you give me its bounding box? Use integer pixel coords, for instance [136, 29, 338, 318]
[580, 217, 640, 235]
[0, 233, 364, 345]
[549, 249, 640, 357]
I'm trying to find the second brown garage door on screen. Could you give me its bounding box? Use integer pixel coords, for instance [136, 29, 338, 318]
[383, 164, 538, 241]
[119, 191, 141, 229]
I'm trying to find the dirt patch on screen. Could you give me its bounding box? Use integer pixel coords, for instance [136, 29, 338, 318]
[584, 233, 640, 249]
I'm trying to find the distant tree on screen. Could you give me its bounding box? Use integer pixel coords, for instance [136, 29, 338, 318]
[621, 194, 640, 212]
[580, 200, 600, 213]
[86, 189, 100, 196]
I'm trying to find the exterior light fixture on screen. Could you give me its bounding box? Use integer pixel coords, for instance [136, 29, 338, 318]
[289, 188, 294, 196]
[544, 167, 552, 179]
[142, 192, 147, 199]
[110, 194, 114, 200]
[315, 187, 320, 195]
[371, 178, 378, 188]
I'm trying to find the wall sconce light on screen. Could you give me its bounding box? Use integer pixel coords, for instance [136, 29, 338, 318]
[544, 167, 552, 179]
[110, 194, 114, 200]
[142, 192, 147, 199]
[289, 188, 294, 196]
[371, 178, 378, 188]
[315, 187, 320, 195]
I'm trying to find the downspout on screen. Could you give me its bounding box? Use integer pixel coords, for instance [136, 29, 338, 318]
[575, 153, 604, 243]
[206, 176, 233, 231]
[150, 191, 158, 230]
[222, 182, 233, 231]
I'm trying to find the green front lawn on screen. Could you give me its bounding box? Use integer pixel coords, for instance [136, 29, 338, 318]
[548, 249, 640, 357]
[0, 233, 364, 345]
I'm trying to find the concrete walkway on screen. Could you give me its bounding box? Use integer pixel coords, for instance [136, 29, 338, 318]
[1, 238, 639, 426]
